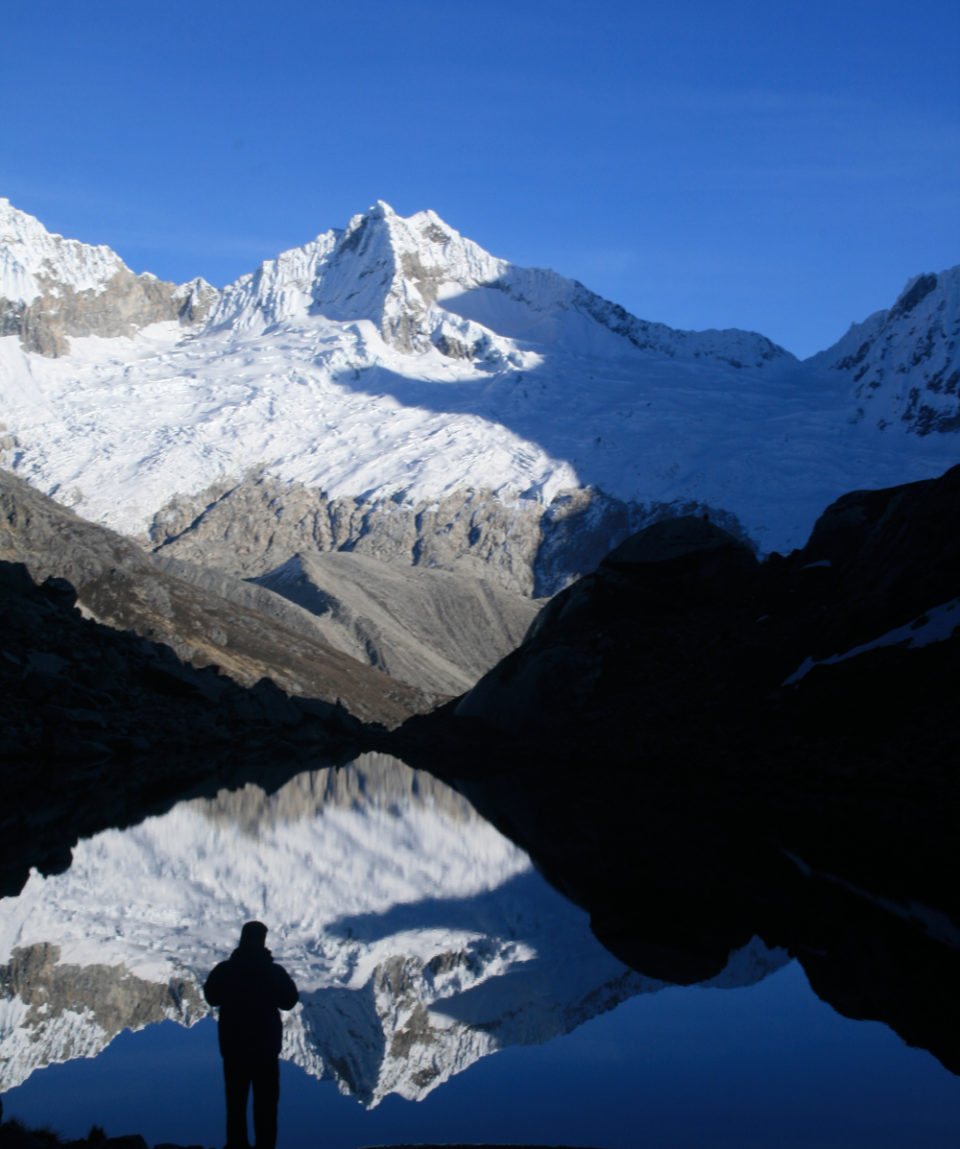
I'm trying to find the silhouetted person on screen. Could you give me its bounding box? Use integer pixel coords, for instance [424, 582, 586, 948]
[204, 921, 299, 1149]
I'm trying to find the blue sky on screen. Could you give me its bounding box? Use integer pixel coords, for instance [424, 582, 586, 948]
[2, 0, 957, 358]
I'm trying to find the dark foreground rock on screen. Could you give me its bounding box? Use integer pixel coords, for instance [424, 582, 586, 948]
[441, 465, 960, 908]
[0, 1121, 153, 1149]
[392, 465, 960, 1075]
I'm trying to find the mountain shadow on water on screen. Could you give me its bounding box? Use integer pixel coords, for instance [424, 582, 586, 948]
[390, 464, 960, 1075]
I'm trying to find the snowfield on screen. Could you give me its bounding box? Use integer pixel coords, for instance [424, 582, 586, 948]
[1, 196, 958, 557]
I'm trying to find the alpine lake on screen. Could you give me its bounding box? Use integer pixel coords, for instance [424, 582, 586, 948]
[2, 753, 959, 1149]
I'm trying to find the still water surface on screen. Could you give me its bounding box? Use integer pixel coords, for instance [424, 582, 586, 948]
[2, 754, 958, 1147]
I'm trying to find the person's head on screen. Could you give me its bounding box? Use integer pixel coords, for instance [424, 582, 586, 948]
[239, 920, 268, 948]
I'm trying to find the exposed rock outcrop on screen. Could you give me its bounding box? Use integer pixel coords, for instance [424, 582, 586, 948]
[1, 466, 540, 700]
[148, 468, 744, 598]
[148, 473, 550, 594]
[0, 197, 217, 356]
[250, 550, 540, 696]
[1, 269, 217, 357]
[0, 468, 430, 720]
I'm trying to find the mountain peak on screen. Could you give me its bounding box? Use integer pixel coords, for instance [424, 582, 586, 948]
[808, 264, 960, 434]
[206, 202, 506, 353]
[0, 197, 218, 355]
[0, 197, 130, 306]
[198, 200, 802, 369]
[342, 198, 395, 238]
[3, 198, 959, 567]
[890, 272, 939, 321]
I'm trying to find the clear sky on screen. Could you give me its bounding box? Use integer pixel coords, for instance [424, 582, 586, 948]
[2, 0, 957, 358]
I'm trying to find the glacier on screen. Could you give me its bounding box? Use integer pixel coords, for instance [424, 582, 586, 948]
[1, 196, 958, 569]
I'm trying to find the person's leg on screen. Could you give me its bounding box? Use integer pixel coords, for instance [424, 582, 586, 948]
[223, 1057, 253, 1148]
[251, 1057, 280, 1149]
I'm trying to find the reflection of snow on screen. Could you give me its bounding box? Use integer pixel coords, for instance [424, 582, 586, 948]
[0, 754, 788, 1102]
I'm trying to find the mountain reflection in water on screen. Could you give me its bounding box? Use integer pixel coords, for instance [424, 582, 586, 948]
[0, 755, 780, 1098]
[1, 752, 959, 1147]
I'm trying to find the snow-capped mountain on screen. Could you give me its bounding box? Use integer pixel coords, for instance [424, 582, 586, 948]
[0, 198, 128, 303]
[0, 753, 787, 1104]
[806, 268, 960, 434]
[0, 197, 215, 356]
[206, 199, 790, 369]
[1, 197, 957, 589]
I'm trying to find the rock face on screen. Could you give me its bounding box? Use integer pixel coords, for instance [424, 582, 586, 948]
[0, 469, 429, 720]
[0, 267, 216, 357]
[149, 471, 551, 595]
[251, 550, 540, 696]
[149, 468, 742, 598]
[0, 198, 217, 356]
[1, 465, 539, 699]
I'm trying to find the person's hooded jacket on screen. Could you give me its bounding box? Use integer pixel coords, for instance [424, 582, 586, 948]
[204, 927, 299, 1060]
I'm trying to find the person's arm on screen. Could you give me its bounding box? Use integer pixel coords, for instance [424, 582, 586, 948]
[203, 961, 228, 1006]
[273, 964, 299, 1010]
